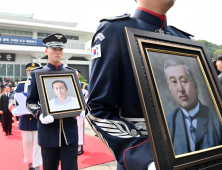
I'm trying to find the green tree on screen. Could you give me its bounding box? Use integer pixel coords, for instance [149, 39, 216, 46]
[79, 75, 87, 83]
[214, 49, 222, 56]
[197, 40, 219, 59]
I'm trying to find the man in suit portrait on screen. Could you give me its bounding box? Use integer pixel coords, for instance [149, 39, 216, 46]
[164, 58, 222, 155]
[0, 85, 13, 135]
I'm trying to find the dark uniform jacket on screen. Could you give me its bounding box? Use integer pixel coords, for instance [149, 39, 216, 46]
[26, 62, 78, 147]
[86, 8, 192, 170]
[11, 81, 38, 131]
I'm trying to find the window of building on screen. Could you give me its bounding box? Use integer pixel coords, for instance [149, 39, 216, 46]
[7, 64, 13, 77]
[21, 65, 27, 77]
[66, 35, 79, 40]
[0, 64, 38, 82]
[0, 64, 6, 78]
[14, 64, 20, 81]
[80, 44, 85, 49]
[0, 29, 33, 37]
[71, 44, 79, 49]
[10, 30, 16, 34]
[21, 31, 26, 35]
[38, 33, 50, 37]
[4, 30, 9, 34]
[64, 43, 70, 48]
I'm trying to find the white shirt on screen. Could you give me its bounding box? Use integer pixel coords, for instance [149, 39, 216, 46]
[49, 95, 80, 112]
[181, 102, 199, 152]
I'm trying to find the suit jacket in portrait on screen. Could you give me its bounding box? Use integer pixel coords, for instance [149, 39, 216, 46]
[167, 102, 222, 155]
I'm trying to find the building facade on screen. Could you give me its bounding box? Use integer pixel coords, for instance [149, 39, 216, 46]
[0, 13, 94, 83]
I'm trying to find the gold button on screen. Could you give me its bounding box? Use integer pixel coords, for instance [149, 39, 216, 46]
[30, 118, 32, 120]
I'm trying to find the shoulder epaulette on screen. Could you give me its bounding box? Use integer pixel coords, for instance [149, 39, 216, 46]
[100, 13, 130, 23]
[18, 81, 26, 84]
[31, 66, 43, 71]
[169, 25, 194, 38]
[65, 66, 74, 70]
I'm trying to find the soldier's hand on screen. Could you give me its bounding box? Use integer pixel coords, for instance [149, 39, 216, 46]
[39, 114, 54, 124]
[11, 108, 21, 116]
[0, 110, 3, 114]
[147, 162, 156, 170]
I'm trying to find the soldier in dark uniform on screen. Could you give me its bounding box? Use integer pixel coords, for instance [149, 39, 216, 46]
[86, 0, 194, 170]
[26, 33, 78, 170]
[9, 63, 42, 170]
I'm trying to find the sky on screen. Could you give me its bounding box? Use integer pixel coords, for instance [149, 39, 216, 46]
[1, 0, 222, 45]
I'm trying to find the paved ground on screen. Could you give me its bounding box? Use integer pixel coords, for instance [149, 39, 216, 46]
[81, 120, 116, 170]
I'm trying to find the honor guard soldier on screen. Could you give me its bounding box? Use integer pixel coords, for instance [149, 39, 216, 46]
[9, 63, 42, 170]
[26, 33, 78, 170]
[86, 0, 194, 170]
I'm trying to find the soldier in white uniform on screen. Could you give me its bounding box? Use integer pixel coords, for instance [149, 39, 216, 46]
[9, 63, 42, 170]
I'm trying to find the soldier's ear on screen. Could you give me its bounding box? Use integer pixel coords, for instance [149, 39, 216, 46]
[45, 48, 48, 55]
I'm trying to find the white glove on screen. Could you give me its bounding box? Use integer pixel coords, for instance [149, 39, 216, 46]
[11, 108, 21, 116]
[147, 162, 156, 170]
[39, 114, 54, 124]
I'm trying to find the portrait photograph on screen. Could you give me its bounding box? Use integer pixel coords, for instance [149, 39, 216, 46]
[146, 50, 222, 156]
[43, 76, 80, 112]
[35, 71, 86, 119]
[125, 27, 222, 169]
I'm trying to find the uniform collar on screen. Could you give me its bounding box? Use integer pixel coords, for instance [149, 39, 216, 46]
[133, 8, 167, 29]
[47, 62, 63, 71]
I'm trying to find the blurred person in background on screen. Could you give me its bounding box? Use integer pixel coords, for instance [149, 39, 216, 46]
[0, 85, 12, 135]
[214, 53, 222, 84]
[1, 77, 6, 85]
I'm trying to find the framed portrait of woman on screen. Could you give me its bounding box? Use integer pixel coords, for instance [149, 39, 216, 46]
[35, 70, 86, 119]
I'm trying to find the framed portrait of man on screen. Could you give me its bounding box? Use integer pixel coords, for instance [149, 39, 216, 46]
[125, 27, 222, 170]
[35, 71, 86, 119]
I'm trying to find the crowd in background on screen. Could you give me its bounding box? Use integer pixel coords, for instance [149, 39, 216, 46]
[0, 77, 23, 94]
[0, 77, 22, 127]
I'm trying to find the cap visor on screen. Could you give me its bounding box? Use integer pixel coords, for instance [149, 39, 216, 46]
[46, 44, 65, 48]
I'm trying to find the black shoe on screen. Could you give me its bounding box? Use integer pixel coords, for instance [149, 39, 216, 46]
[78, 145, 84, 155]
[5, 132, 8, 136]
[9, 132, 12, 135]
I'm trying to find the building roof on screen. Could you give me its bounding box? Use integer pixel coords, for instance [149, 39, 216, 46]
[0, 12, 78, 28]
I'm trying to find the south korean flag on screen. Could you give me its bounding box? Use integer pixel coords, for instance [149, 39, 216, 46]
[91, 44, 101, 60]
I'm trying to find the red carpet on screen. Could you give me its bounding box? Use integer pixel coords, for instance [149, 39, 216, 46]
[0, 120, 115, 170]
